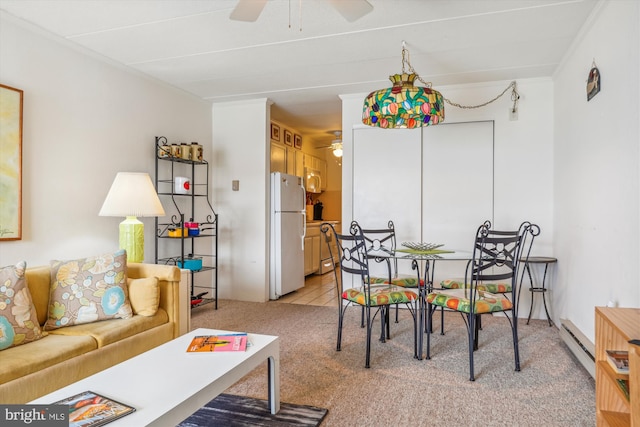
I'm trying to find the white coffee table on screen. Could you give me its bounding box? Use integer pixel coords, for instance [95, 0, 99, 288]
[31, 328, 280, 426]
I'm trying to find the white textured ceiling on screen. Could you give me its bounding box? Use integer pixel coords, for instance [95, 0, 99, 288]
[0, 0, 598, 145]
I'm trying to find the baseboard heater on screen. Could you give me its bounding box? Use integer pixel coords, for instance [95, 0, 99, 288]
[558, 318, 595, 378]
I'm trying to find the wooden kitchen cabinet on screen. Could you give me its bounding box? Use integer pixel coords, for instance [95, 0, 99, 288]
[304, 225, 321, 275]
[287, 147, 304, 177]
[271, 141, 303, 177]
[270, 141, 286, 173]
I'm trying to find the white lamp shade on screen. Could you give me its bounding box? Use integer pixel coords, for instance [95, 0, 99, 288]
[99, 172, 165, 217]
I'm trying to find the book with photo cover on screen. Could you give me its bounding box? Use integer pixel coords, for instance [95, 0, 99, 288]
[606, 349, 629, 374]
[186, 333, 248, 352]
[54, 390, 135, 427]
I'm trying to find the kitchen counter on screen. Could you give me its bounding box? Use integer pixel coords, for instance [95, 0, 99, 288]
[306, 220, 339, 226]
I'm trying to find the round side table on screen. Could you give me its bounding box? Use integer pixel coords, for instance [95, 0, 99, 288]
[520, 256, 557, 326]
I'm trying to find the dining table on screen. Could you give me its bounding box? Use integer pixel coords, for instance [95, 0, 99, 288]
[366, 245, 473, 360]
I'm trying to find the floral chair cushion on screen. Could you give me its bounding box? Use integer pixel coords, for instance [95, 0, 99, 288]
[427, 288, 512, 314]
[440, 279, 511, 293]
[0, 261, 47, 351]
[370, 276, 423, 288]
[343, 285, 418, 306]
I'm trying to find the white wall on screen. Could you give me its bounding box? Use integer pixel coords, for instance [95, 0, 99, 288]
[553, 0, 640, 340]
[342, 78, 555, 319]
[0, 14, 212, 266]
[211, 99, 271, 302]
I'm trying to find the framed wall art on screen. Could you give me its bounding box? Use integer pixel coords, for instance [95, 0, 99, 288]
[294, 134, 302, 149]
[0, 84, 23, 241]
[587, 61, 601, 101]
[284, 130, 293, 146]
[270, 123, 280, 141]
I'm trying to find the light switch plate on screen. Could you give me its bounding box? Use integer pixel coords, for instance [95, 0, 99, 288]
[232, 180, 239, 191]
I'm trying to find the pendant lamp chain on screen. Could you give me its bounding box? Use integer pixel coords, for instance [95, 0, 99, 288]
[401, 42, 520, 111]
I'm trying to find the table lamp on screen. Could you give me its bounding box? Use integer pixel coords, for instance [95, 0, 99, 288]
[99, 172, 165, 263]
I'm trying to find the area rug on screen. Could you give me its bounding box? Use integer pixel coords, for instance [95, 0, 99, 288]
[177, 393, 328, 427]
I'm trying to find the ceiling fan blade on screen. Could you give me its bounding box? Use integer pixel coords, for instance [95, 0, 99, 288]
[230, 0, 268, 22]
[328, 0, 373, 22]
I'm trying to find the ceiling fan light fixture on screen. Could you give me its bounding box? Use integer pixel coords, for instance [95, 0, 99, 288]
[332, 143, 343, 158]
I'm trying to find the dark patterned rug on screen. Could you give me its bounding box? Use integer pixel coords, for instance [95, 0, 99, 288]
[177, 393, 328, 426]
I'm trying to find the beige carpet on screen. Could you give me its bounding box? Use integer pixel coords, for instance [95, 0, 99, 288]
[190, 300, 595, 426]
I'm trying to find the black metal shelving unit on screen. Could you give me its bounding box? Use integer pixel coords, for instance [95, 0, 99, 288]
[154, 136, 218, 309]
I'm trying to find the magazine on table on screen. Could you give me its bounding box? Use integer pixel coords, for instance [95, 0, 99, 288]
[54, 390, 135, 427]
[186, 333, 248, 352]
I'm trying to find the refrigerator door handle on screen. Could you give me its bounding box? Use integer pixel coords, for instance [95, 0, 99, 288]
[302, 185, 307, 246]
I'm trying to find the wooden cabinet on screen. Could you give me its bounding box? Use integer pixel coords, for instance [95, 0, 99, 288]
[304, 225, 320, 275]
[270, 142, 286, 173]
[287, 147, 304, 177]
[595, 307, 640, 426]
[271, 141, 304, 177]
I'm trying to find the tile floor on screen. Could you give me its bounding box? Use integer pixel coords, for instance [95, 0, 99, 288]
[275, 271, 339, 307]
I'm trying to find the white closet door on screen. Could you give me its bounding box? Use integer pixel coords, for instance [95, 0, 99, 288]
[422, 121, 494, 282]
[353, 127, 422, 279]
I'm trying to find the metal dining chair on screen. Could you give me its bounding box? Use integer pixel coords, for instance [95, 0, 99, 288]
[321, 221, 419, 368]
[425, 220, 539, 380]
[361, 220, 423, 326]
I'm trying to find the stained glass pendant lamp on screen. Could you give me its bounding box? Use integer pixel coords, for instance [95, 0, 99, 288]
[363, 42, 444, 129]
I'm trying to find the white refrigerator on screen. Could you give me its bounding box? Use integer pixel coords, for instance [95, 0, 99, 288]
[270, 172, 306, 299]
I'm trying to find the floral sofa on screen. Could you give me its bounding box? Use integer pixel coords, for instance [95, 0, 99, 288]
[0, 250, 183, 403]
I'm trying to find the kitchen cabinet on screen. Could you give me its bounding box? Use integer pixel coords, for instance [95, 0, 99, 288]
[154, 136, 218, 309]
[304, 222, 339, 276]
[287, 147, 304, 177]
[317, 221, 340, 275]
[271, 141, 303, 177]
[304, 225, 321, 275]
[270, 142, 286, 173]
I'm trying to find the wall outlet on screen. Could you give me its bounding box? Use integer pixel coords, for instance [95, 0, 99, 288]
[232, 180, 239, 191]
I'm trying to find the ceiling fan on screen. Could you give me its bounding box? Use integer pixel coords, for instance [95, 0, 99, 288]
[230, 0, 373, 23]
[317, 131, 343, 157]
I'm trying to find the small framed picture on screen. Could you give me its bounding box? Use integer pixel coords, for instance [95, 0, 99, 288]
[284, 130, 293, 146]
[294, 134, 302, 149]
[270, 123, 280, 141]
[587, 66, 601, 101]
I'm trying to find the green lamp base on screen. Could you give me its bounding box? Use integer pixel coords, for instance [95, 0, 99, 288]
[119, 216, 144, 263]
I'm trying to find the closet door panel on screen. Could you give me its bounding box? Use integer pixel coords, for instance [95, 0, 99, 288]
[422, 121, 494, 282]
[353, 127, 422, 278]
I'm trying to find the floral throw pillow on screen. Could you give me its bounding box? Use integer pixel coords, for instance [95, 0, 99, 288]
[0, 261, 47, 351]
[44, 250, 133, 330]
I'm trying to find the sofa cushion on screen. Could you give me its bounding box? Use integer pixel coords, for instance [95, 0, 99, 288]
[127, 277, 159, 316]
[0, 333, 97, 385]
[44, 250, 133, 330]
[0, 261, 47, 350]
[48, 308, 169, 347]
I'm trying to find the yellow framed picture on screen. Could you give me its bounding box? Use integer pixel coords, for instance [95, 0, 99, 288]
[0, 84, 23, 241]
